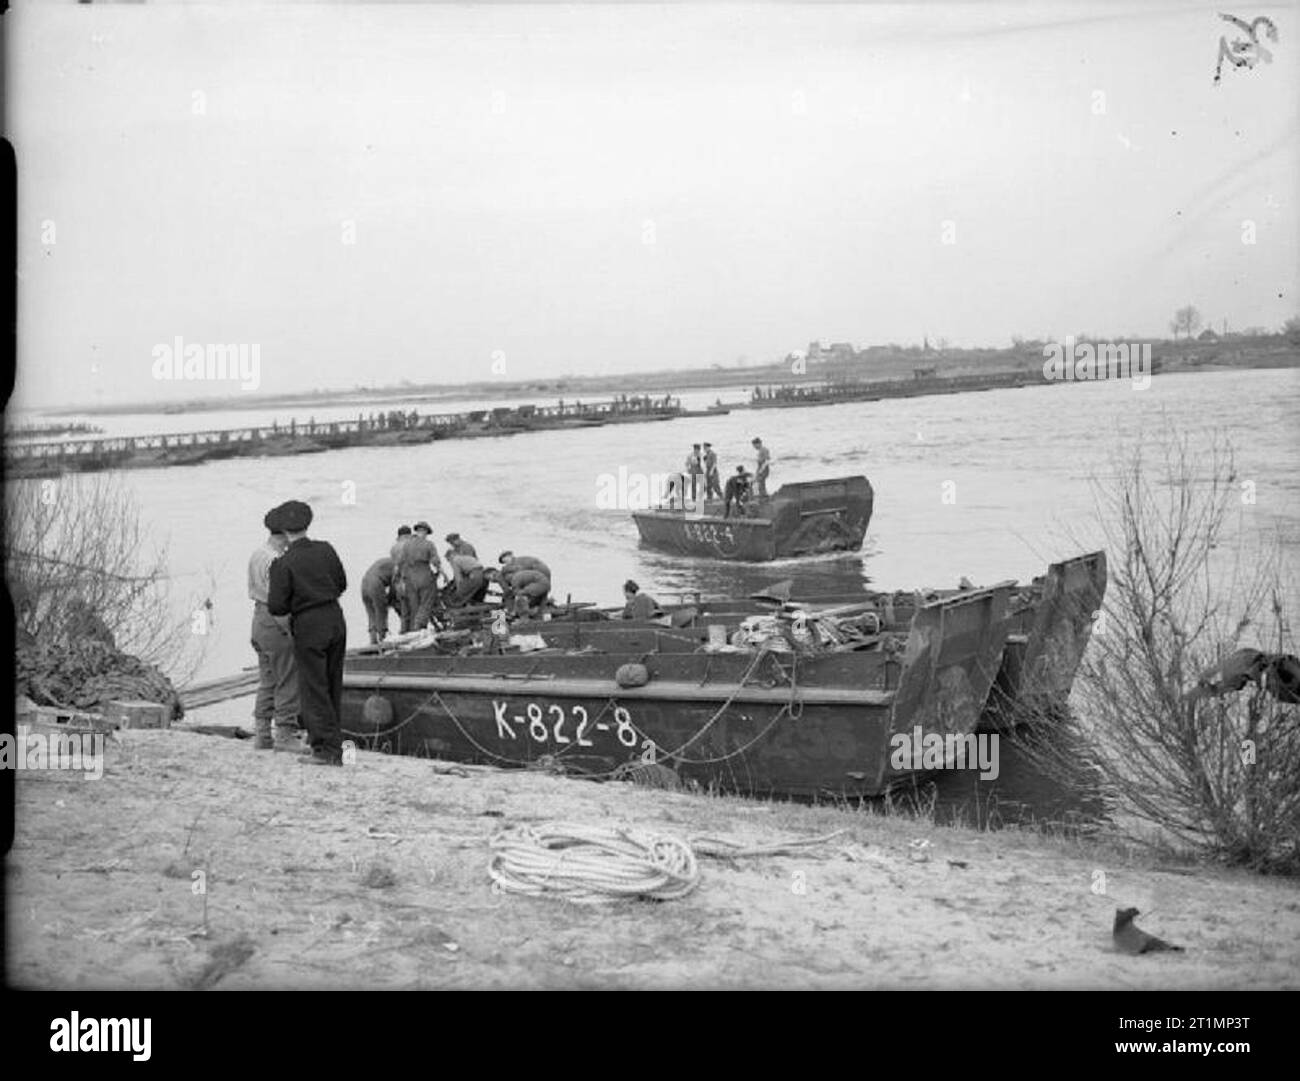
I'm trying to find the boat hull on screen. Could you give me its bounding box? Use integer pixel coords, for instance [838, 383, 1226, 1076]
[341, 577, 1026, 797]
[631, 475, 873, 562]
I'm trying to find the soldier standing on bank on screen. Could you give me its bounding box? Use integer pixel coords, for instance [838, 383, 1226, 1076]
[248, 507, 301, 751]
[267, 500, 349, 767]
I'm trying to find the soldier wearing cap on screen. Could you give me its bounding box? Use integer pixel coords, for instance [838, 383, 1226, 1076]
[444, 532, 477, 561]
[497, 551, 551, 580]
[703, 442, 722, 500]
[684, 444, 703, 500]
[446, 550, 489, 607]
[248, 507, 300, 751]
[396, 521, 442, 631]
[267, 500, 349, 766]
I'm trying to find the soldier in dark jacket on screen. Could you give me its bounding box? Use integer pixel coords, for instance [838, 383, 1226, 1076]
[267, 500, 349, 767]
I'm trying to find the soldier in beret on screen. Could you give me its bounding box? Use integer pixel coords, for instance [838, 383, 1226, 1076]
[267, 501, 349, 766]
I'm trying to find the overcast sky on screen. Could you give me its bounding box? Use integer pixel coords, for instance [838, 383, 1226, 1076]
[8, 1, 1298, 409]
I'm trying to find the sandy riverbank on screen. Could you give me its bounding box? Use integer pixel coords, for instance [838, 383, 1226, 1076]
[6, 708, 1299, 990]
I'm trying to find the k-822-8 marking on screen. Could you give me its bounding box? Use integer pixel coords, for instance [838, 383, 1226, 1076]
[491, 700, 639, 748]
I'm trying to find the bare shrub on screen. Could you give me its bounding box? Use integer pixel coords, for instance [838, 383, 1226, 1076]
[1020, 425, 1299, 873]
[5, 473, 207, 684]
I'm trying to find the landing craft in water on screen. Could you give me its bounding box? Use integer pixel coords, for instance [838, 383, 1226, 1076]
[340, 551, 1106, 798]
[631, 475, 873, 562]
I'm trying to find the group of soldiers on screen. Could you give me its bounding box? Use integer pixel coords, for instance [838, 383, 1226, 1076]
[360, 525, 554, 643]
[248, 501, 560, 766]
[666, 436, 772, 517]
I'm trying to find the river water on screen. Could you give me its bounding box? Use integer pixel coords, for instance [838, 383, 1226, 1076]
[16, 368, 1300, 822]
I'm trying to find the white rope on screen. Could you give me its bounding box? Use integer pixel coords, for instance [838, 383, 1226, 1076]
[488, 822, 700, 904]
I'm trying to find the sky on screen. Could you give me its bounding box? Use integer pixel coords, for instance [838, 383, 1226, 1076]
[7, 0, 1299, 409]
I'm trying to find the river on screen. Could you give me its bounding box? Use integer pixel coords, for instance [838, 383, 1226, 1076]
[16, 367, 1300, 822]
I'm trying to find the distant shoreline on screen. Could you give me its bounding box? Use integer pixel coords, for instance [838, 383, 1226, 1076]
[29, 334, 1300, 418]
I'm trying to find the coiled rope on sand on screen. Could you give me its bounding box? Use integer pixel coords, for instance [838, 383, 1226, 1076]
[488, 822, 700, 904]
[487, 823, 851, 904]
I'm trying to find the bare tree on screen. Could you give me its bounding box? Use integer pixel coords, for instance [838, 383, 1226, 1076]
[1020, 423, 1299, 872]
[1169, 304, 1202, 340]
[5, 473, 207, 684]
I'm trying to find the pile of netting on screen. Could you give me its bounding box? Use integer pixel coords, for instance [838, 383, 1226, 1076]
[721, 607, 887, 655]
[15, 636, 184, 721]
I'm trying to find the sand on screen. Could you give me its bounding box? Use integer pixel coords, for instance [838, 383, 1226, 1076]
[6, 704, 1299, 990]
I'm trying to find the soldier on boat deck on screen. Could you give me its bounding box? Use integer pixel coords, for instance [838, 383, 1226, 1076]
[621, 580, 663, 620]
[684, 444, 703, 500]
[493, 552, 552, 615]
[445, 532, 477, 560]
[498, 551, 551, 580]
[360, 557, 398, 643]
[445, 550, 489, 607]
[397, 521, 443, 631]
[703, 442, 722, 500]
[752, 436, 771, 497]
[723, 465, 752, 518]
[390, 525, 413, 631]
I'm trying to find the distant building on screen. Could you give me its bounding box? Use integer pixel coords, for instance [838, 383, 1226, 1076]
[807, 340, 856, 363]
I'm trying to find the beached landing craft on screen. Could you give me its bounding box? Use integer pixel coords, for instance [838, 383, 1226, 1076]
[631, 475, 874, 561]
[340, 552, 1106, 798]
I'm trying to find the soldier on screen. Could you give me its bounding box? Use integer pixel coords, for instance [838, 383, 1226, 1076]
[621, 580, 662, 620]
[703, 442, 722, 500]
[267, 500, 348, 767]
[446, 550, 489, 607]
[684, 444, 703, 500]
[752, 437, 771, 498]
[498, 551, 552, 580]
[248, 510, 301, 751]
[360, 557, 397, 644]
[499, 566, 551, 614]
[723, 465, 752, 518]
[398, 521, 442, 631]
[445, 532, 478, 560]
[390, 525, 414, 632]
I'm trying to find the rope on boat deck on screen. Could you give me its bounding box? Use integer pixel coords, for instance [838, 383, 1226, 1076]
[488, 822, 699, 903]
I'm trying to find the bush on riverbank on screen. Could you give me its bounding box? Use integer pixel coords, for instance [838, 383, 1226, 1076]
[1022, 424, 1299, 874]
[5, 473, 206, 697]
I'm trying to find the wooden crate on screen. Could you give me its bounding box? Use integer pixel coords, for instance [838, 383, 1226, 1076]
[103, 699, 170, 730]
[19, 704, 116, 737]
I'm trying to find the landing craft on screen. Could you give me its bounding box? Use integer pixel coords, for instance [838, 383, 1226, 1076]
[631, 475, 874, 561]
[340, 551, 1107, 798]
